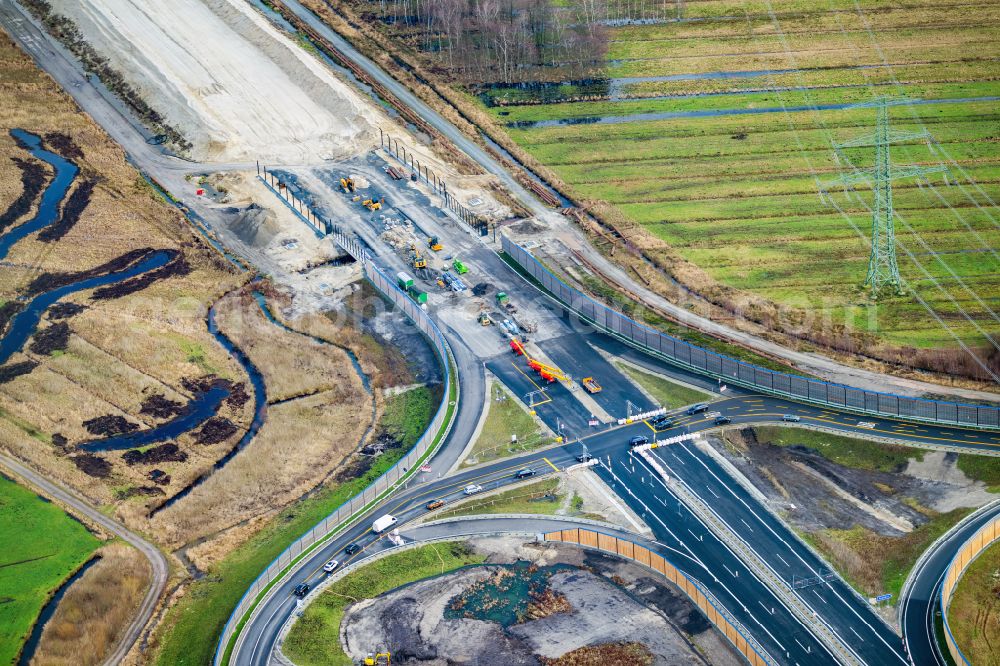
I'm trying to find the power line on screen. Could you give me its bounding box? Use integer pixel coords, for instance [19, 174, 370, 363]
[819, 97, 946, 297]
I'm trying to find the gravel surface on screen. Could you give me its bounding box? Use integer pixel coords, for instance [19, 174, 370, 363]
[48, 0, 380, 163]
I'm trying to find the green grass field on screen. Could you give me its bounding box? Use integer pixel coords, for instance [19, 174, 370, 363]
[0, 475, 101, 665]
[613, 361, 711, 409]
[463, 382, 552, 466]
[437, 478, 563, 518]
[283, 542, 485, 666]
[947, 538, 1000, 664]
[484, 0, 1000, 355]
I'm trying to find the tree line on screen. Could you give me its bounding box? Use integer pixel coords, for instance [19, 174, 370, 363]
[367, 0, 612, 83]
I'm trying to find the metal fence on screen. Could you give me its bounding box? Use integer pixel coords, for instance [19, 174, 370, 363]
[940, 515, 1000, 666]
[501, 235, 1000, 429]
[215, 262, 455, 665]
[546, 528, 771, 666]
[380, 129, 490, 236]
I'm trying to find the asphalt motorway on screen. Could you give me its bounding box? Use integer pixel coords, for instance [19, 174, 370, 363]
[4, 3, 1000, 664]
[233, 361, 1000, 666]
[236, 421, 835, 666]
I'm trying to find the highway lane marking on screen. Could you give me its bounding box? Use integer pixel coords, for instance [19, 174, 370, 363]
[385, 456, 560, 516]
[509, 362, 552, 404]
[850, 627, 865, 642]
[627, 453, 839, 663]
[604, 461, 710, 574]
[758, 600, 773, 614]
[542, 457, 559, 472]
[813, 589, 826, 603]
[776, 553, 790, 568]
[662, 446, 904, 661]
[740, 517, 755, 532]
[250, 595, 293, 665]
[741, 412, 1000, 448]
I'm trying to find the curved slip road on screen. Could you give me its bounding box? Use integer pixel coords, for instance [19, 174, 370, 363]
[899, 499, 1000, 666]
[0, 453, 168, 666]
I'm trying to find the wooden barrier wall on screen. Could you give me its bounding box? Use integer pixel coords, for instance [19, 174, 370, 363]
[941, 516, 1000, 666]
[546, 529, 770, 666]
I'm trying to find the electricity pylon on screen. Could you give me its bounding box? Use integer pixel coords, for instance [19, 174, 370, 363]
[820, 98, 946, 297]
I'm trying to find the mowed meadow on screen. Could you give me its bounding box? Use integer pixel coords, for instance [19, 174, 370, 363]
[487, 0, 1000, 364]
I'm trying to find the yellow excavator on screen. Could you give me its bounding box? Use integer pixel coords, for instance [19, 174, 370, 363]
[362, 197, 382, 211]
[364, 652, 390, 666]
[339, 177, 355, 193]
[427, 236, 443, 251]
[411, 244, 427, 269]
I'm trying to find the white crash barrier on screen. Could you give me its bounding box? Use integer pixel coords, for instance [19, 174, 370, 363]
[617, 407, 667, 425]
[633, 432, 698, 452]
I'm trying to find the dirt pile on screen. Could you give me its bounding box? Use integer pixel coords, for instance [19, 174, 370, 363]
[42, 132, 84, 159]
[46, 302, 86, 320]
[140, 394, 185, 420]
[540, 642, 652, 666]
[82, 414, 138, 438]
[0, 361, 37, 384]
[47, 0, 381, 162]
[37, 178, 95, 242]
[0, 156, 47, 233]
[341, 559, 717, 665]
[92, 252, 189, 300]
[28, 321, 70, 355]
[194, 416, 239, 445]
[226, 203, 281, 248]
[0, 301, 24, 334]
[121, 443, 187, 466]
[24, 248, 158, 296]
[71, 453, 111, 478]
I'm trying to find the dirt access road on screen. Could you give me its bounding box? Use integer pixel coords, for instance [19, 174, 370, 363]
[0, 453, 168, 666]
[7, 0, 996, 402]
[276, 0, 999, 403]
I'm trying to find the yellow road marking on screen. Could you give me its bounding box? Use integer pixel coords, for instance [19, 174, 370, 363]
[543, 457, 560, 472]
[510, 362, 552, 405]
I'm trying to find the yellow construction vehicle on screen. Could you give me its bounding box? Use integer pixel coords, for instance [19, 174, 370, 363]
[528, 358, 568, 383]
[364, 652, 390, 666]
[478, 311, 491, 326]
[339, 177, 355, 193]
[582, 377, 602, 394]
[362, 197, 382, 211]
[427, 236, 443, 251]
[411, 244, 427, 269]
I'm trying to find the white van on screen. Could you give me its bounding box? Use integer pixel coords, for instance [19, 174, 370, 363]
[372, 514, 398, 534]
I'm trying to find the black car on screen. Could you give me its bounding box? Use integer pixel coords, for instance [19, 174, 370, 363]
[650, 415, 674, 429]
[515, 468, 536, 479]
[576, 452, 594, 463]
[686, 403, 709, 415]
[714, 415, 732, 425]
[344, 543, 361, 556]
[293, 583, 310, 598]
[629, 435, 649, 448]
